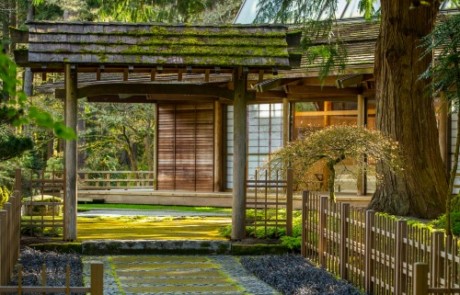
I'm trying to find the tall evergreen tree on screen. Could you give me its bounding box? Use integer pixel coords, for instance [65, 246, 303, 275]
[255, 0, 453, 218]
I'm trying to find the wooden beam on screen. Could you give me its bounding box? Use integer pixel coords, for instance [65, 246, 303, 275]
[55, 82, 236, 100]
[252, 78, 302, 92]
[286, 85, 361, 97]
[64, 64, 78, 241]
[232, 67, 248, 240]
[87, 95, 150, 103]
[296, 109, 376, 117]
[336, 74, 364, 88]
[283, 98, 290, 146]
[288, 95, 358, 102]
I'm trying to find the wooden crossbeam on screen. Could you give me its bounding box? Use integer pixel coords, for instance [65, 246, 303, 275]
[55, 82, 236, 100]
[252, 78, 302, 92]
[335, 74, 364, 88]
[286, 85, 361, 98]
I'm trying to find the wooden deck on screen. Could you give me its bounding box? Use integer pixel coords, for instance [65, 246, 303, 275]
[78, 189, 371, 209]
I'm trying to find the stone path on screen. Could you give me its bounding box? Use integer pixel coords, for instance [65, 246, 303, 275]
[83, 255, 280, 295]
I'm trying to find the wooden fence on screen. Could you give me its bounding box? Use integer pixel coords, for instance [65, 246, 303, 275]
[21, 170, 64, 237]
[0, 262, 103, 294]
[78, 171, 155, 190]
[302, 191, 460, 295]
[246, 168, 293, 237]
[0, 170, 22, 289]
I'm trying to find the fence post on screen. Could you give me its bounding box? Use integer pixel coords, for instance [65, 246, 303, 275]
[430, 231, 443, 288]
[394, 219, 407, 294]
[301, 191, 308, 257]
[339, 202, 349, 280]
[319, 196, 328, 268]
[413, 263, 429, 295]
[365, 209, 375, 294]
[90, 262, 104, 295]
[14, 169, 22, 192]
[0, 210, 6, 287]
[3, 203, 12, 286]
[286, 168, 293, 236]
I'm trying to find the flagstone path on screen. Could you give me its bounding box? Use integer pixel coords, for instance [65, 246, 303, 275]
[83, 255, 279, 295]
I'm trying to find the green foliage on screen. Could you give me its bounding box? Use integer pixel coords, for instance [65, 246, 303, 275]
[57, 0, 242, 23]
[0, 186, 10, 208]
[0, 128, 33, 162]
[280, 236, 301, 250]
[421, 13, 460, 234]
[253, 0, 380, 80]
[430, 212, 460, 236]
[45, 153, 64, 171]
[81, 103, 155, 171]
[269, 125, 402, 200]
[0, 51, 75, 164]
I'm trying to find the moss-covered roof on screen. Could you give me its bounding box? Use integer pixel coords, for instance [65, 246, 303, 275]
[23, 21, 290, 69]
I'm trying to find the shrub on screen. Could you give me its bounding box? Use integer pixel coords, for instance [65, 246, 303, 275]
[431, 212, 460, 236]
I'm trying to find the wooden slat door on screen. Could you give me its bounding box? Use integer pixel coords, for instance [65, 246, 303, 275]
[157, 103, 214, 191]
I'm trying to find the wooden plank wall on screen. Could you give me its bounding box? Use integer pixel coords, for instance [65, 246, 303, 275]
[157, 103, 214, 191]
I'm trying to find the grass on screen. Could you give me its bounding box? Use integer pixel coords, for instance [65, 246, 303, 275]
[77, 203, 231, 215]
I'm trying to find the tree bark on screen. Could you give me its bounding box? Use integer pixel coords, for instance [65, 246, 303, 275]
[369, 0, 448, 218]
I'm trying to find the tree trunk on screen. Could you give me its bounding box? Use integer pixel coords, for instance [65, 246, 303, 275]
[369, 0, 448, 218]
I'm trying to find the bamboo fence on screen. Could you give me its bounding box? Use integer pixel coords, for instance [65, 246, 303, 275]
[302, 191, 460, 295]
[246, 168, 293, 237]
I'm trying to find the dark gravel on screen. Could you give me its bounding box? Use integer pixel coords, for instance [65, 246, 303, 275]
[240, 254, 362, 295]
[10, 247, 83, 292]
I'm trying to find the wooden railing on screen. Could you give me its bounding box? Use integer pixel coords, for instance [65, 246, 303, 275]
[0, 169, 22, 288]
[246, 168, 293, 237]
[78, 171, 155, 190]
[302, 191, 460, 295]
[0, 262, 103, 294]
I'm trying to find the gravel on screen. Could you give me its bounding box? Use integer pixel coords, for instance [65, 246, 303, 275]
[240, 254, 362, 295]
[10, 249, 361, 295]
[10, 247, 83, 292]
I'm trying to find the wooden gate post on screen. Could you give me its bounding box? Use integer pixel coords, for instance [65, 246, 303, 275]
[318, 196, 328, 268]
[286, 168, 293, 236]
[64, 63, 78, 241]
[413, 263, 429, 295]
[90, 262, 104, 295]
[365, 209, 375, 294]
[339, 202, 349, 279]
[231, 67, 248, 240]
[301, 191, 308, 257]
[395, 220, 407, 294]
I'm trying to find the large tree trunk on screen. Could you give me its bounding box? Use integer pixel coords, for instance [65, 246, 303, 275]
[369, 0, 448, 218]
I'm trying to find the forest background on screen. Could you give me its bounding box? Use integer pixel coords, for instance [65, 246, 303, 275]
[0, 0, 242, 187]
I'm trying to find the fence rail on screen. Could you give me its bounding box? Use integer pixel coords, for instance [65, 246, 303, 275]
[0, 262, 103, 294]
[302, 191, 460, 295]
[0, 169, 22, 288]
[78, 171, 155, 189]
[246, 168, 293, 237]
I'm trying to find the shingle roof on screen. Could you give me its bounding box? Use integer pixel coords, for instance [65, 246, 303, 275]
[20, 21, 291, 69]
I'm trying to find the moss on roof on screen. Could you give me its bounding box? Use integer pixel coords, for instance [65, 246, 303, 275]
[24, 21, 291, 68]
